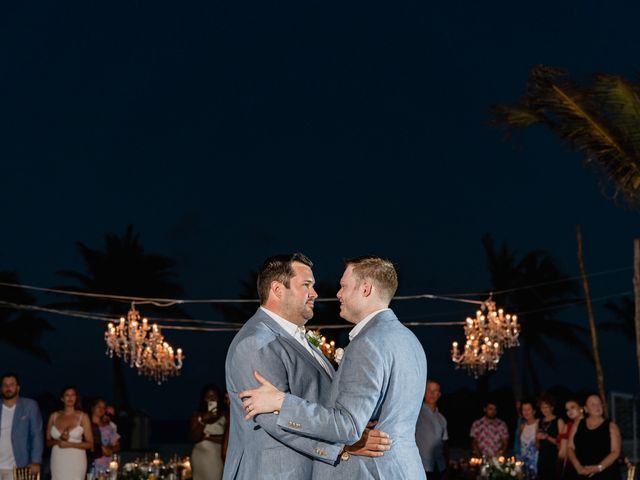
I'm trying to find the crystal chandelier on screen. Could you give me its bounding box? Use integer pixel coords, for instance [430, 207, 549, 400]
[484, 299, 520, 348]
[105, 303, 184, 384]
[450, 298, 519, 378]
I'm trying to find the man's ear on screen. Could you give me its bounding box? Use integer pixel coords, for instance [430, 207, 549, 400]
[271, 280, 283, 299]
[361, 280, 373, 297]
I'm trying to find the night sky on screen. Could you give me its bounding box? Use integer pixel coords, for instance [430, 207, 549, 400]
[1, 0, 640, 424]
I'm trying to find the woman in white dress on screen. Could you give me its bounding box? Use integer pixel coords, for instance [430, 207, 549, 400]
[46, 385, 93, 480]
[191, 385, 226, 480]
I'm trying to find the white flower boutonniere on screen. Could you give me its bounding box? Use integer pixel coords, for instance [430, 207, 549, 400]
[306, 330, 322, 348]
[334, 347, 344, 364]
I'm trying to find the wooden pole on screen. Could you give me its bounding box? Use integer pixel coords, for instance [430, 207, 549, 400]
[576, 225, 608, 416]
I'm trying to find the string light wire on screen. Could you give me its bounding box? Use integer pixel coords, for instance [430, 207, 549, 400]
[0, 264, 630, 306]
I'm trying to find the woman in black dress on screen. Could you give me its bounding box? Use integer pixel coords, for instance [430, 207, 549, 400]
[567, 394, 621, 480]
[536, 393, 565, 480]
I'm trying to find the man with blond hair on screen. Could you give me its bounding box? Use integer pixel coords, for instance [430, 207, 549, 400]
[240, 255, 427, 479]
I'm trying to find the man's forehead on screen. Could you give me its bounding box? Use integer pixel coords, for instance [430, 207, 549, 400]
[292, 262, 314, 279]
[341, 265, 356, 280]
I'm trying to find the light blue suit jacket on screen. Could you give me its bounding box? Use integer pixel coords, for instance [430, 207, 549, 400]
[277, 310, 427, 480]
[223, 309, 342, 480]
[0, 397, 44, 467]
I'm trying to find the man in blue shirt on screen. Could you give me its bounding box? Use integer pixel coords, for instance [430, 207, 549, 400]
[416, 379, 449, 480]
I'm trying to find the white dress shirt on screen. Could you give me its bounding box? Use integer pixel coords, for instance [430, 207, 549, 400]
[0, 404, 16, 469]
[348, 308, 390, 341]
[260, 307, 332, 376]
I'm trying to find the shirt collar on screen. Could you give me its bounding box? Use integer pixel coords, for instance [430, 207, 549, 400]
[260, 306, 302, 338]
[349, 308, 390, 341]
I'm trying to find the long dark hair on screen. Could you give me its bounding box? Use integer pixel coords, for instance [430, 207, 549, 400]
[59, 384, 79, 409]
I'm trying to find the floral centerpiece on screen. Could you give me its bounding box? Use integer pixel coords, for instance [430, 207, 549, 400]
[479, 456, 524, 480]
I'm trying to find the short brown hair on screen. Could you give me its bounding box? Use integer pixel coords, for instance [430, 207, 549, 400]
[257, 253, 313, 304]
[346, 256, 398, 303]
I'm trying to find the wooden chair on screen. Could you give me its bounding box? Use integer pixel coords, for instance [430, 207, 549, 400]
[13, 467, 40, 480]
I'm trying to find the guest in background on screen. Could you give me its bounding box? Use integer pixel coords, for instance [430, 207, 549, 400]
[536, 393, 565, 480]
[88, 398, 120, 475]
[559, 398, 583, 479]
[46, 385, 93, 480]
[416, 379, 449, 480]
[104, 404, 119, 433]
[191, 385, 225, 480]
[567, 394, 621, 480]
[470, 401, 509, 458]
[0, 373, 44, 480]
[519, 400, 539, 479]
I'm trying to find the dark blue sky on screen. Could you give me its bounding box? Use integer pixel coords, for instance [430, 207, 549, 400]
[1, 0, 639, 420]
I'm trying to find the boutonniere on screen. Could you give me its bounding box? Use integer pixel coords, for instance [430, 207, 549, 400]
[306, 330, 322, 348]
[334, 347, 344, 365]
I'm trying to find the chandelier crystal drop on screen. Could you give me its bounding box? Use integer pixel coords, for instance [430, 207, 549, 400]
[105, 303, 184, 384]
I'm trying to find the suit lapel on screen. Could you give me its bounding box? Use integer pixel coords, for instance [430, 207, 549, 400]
[279, 335, 334, 381]
[255, 309, 334, 380]
[310, 343, 335, 379]
[12, 398, 24, 436]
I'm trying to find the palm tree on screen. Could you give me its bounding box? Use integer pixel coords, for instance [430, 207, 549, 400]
[482, 235, 591, 397]
[54, 225, 186, 416]
[0, 271, 54, 361]
[492, 64, 640, 394]
[492, 64, 640, 206]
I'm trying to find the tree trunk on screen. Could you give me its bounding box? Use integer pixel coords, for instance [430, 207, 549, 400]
[633, 239, 640, 386]
[576, 225, 608, 416]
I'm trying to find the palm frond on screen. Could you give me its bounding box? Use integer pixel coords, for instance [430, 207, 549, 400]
[492, 64, 640, 205]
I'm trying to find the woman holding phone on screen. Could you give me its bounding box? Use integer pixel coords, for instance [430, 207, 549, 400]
[191, 384, 226, 480]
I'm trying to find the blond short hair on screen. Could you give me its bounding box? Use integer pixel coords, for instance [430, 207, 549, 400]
[346, 256, 398, 303]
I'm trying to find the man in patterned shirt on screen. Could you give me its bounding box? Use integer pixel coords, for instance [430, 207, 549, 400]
[469, 401, 509, 458]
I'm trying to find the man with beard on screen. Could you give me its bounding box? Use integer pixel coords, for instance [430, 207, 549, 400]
[470, 401, 509, 459]
[223, 253, 390, 480]
[0, 373, 43, 479]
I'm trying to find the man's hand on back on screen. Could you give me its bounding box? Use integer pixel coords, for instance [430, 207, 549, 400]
[346, 421, 392, 458]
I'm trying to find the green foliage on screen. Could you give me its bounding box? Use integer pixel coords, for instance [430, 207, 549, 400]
[492, 64, 640, 206]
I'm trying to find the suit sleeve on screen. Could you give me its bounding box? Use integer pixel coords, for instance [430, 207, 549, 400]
[276, 336, 385, 444]
[29, 401, 44, 464]
[228, 336, 342, 463]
